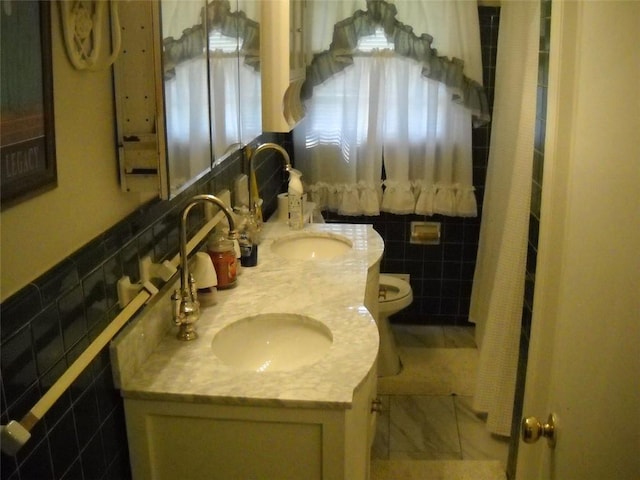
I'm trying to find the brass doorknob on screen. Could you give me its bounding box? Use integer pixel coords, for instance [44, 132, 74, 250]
[521, 413, 557, 448]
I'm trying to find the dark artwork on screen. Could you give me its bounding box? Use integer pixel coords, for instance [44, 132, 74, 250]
[1, 1, 56, 209]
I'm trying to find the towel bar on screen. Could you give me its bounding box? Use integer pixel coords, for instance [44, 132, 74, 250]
[0, 284, 156, 456]
[0, 194, 232, 456]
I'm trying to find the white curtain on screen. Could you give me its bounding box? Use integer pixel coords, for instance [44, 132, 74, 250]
[162, 0, 262, 176]
[469, 0, 540, 437]
[165, 52, 249, 181]
[210, 55, 240, 159]
[165, 57, 212, 187]
[210, 54, 262, 157]
[294, 0, 484, 217]
[237, 0, 262, 145]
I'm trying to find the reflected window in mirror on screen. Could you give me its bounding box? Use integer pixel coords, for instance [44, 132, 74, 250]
[161, 0, 261, 197]
[162, 0, 212, 196]
[237, 1, 261, 146]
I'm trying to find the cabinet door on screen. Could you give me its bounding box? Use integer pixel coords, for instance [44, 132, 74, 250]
[124, 399, 345, 480]
[289, 0, 306, 81]
[261, 0, 307, 131]
[146, 416, 323, 480]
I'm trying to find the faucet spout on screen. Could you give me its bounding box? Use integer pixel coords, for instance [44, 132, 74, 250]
[246, 143, 291, 217]
[174, 194, 236, 341]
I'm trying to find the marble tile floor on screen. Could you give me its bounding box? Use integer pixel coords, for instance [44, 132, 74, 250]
[371, 325, 509, 480]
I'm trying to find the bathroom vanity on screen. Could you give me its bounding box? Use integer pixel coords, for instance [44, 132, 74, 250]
[111, 223, 384, 480]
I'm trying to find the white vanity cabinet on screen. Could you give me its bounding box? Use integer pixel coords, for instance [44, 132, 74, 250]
[261, 0, 310, 131]
[112, 223, 385, 480]
[123, 367, 377, 480]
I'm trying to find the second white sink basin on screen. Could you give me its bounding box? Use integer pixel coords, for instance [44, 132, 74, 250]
[271, 232, 353, 260]
[211, 314, 333, 372]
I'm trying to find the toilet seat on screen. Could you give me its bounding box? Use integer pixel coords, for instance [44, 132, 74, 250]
[378, 275, 413, 315]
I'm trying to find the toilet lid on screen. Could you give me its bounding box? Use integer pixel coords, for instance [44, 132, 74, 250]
[379, 275, 411, 302]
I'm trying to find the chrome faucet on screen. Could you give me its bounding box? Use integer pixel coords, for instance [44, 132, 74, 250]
[246, 143, 292, 218]
[172, 194, 237, 341]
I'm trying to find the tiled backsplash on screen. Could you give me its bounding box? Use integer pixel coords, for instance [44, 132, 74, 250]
[323, 6, 500, 327]
[0, 133, 289, 480]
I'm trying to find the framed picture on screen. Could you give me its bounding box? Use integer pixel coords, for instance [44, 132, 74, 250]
[1, 1, 57, 210]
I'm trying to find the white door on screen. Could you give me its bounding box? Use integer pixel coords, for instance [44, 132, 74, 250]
[516, 2, 640, 479]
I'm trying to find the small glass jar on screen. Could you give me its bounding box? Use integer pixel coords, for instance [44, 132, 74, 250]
[208, 238, 237, 289]
[239, 232, 258, 267]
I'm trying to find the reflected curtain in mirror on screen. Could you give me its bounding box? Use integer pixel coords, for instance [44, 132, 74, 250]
[161, 0, 261, 196]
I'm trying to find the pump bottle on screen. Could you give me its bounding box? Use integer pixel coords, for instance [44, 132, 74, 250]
[287, 168, 304, 230]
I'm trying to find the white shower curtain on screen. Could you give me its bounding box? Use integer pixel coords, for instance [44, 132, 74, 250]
[469, 0, 540, 437]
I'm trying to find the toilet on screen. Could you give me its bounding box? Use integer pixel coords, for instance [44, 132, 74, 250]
[376, 274, 413, 376]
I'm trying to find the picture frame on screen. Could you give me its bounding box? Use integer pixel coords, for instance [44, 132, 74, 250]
[1, 1, 57, 210]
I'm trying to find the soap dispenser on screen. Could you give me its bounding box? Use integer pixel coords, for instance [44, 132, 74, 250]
[287, 168, 304, 230]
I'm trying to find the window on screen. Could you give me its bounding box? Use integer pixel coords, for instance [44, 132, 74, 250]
[293, 1, 488, 217]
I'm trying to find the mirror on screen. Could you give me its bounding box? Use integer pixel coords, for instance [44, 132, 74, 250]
[160, 0, 261, 197]
[236, 0, 261, 146]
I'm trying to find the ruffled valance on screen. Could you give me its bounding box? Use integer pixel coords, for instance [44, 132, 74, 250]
[162, 0, 259, 77]
[307, 181, 383, 216]
[303, 0, 490, 127]
[305, 180, 477, 218]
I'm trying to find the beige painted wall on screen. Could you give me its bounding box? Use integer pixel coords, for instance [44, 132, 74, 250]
[1, 5, 154, 301]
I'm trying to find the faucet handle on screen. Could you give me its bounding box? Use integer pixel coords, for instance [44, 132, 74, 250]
[172, 287, 200, 341]
[171, 290, 182, 326]
[188, 273, 198, 299]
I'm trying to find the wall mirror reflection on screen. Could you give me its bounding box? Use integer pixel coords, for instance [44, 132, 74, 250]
[160, 0, 262, 197]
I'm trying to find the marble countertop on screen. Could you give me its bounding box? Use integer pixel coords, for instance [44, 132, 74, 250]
[111, 222, 383, 409]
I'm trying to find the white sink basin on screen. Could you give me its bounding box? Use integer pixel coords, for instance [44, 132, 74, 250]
[211, 314, 333, 372]
[271, 232, 353, 260]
